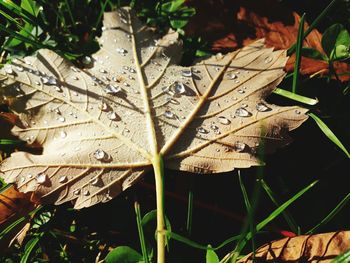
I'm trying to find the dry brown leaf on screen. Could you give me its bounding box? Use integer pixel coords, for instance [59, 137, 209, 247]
[237, 231, 350, 262]
[186, 0, 350, 81]
[0, 8, 307, 209]
[0, 186, 35, 225]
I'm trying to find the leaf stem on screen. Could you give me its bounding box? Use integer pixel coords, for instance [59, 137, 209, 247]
[153, 154, 166, 263]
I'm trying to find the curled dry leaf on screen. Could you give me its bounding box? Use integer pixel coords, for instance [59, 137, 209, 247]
[0, 186, 35, 225]
[237, 231, 350, 263]
[0, 7, 307, 209]
[186, 0, 350, 81]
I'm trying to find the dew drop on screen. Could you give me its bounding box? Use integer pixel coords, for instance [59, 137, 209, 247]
[210, 124, 220, 134]
[60, 131, 67, 138]
[234, 142, 246, 152]
[235, 107, 252, 117]
[227, 72, 237, 79]
[116, 48, 127, 55]
[129, 68, 136, 73]
[35, 81, 41, 85]
[237, 89, 245, 94]
[99, 102, 109, 111]
[108, 112, 118, 120]
[217, 116, 231, 125]
[73, 189, 80, 195]
[59, 176, 67, 183]
[172, 81, 185, 94]
[35, 173, 47, 184]
[58, 116, 65, 122]
[295, 109, 301, 114]
[54, 86, 62, 92]
[82, 56, 92, 65]
[163, 110, 175, 119]
[72, 76, 79, 80]
[196, 127, 209, 134]
[256, 102, 271, 112]
[123, 66, 129, 70]
[104, 84, 122, 95]
[99, 68, 107, 73]
[94, 149, 108, 161]
[41, 76, 58, 85]
[71, 66, 80, 72]
[181, 69, 192, 77]
[91, 177, 99, 186]
[16, 66, 24, 72]
[264, 57, 273, 63]
[83, 189, 90, 196]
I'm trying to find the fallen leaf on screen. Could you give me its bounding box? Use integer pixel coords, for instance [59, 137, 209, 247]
[0, 7, 307, 209]
[186, 0, 350, 81]
[238, 231, 350, 262]
[0, 185, 35, 225]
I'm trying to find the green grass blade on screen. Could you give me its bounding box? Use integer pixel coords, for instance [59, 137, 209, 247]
[0, 216, 27, 239]
[288, 0, 338, 55]
[235, 172, 255, 257]
[134, 201, 149, 263]
[165, 230, 210, 250]
[63, 0, 76, 27]
[0, 139, 24, 145]
[308, 113, 350, 158]
[186, 190, 194, 236]
[255, 180, 318, 234]
[332, 249, 350, 263]
[0, 24, 47, 49]
[260, 179, 299, 234]
[94, 0, 110, 31]
[0, 1, 44, 30]
[307, 192, 350, 234]
[20, 235, 42, 263]
[273, 88, 318, 105]
[292, 13, 305, 94]
[0, 9, 35, 38]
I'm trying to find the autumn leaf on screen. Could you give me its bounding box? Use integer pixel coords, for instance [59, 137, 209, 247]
[0, 186, 34, 225]
[237, 231, 350, 262]
[186, 0, 350, 81]
[0, 7, 307, 209]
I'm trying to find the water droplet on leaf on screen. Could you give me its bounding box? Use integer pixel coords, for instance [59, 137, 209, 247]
[196, 127, 209, 134]
[59, 176, 67, 183]
[256, 103, 271, 112]
[235, 108, 252, 117]
[234, 142, 246, 152]
[35, 173, 47, 184]
[93, 149, 108, 161]
[181, 69, 192, 77]
[217, 116, 231, 125]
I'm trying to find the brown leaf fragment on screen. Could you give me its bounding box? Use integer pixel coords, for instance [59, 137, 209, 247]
[186, 0, 350, 81]
[0, 185, 35, 225]
[238, 231, 350, 263]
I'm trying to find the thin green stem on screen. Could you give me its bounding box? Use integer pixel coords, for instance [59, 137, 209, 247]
[134, 201, 149, 263]
[186, 190, 194, 236]
[287, 0, 338, 55]
[153, 155, 166, 263]
[292, 13, 305, 94]
[63, 0, 76, 27]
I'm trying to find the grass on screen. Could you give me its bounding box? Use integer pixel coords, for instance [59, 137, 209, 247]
[0, 0, 350, 262]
